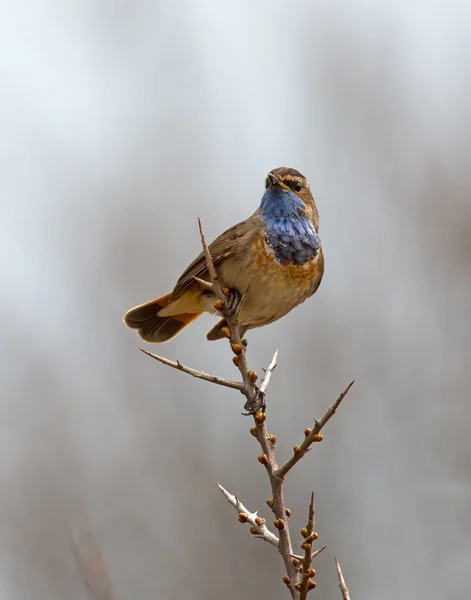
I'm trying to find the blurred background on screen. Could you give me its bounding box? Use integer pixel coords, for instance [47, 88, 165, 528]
[1, 1, 470, 598]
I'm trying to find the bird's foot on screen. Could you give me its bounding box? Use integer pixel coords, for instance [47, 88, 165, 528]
[223, 287, 241, 318]
[195, 278, 241, 318]
[242, 388, 266, 416]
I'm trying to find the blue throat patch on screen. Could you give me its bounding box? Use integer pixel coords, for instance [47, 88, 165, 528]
[260, 186, 321, 265]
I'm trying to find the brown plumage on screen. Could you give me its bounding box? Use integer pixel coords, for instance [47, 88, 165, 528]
[124, 167, 324, 342]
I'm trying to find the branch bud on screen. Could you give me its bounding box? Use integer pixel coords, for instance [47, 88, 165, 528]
[211, 273, 219, 280]
[249, 526, 258, 535]
[307, 569, 316, 577]
[285, 508, 292, 518]
[242, 338, 248, 347]
[222, 287, 231, 296]
[301, 527, 309, 538]
[308, 579, 317, 590]
[214, 299, 225, 311]
[266, 498, 274, 508]
[282, 576, 290, 586]
[295, 583, 302, 592]
[258, 453, 268, 465]
[249, 427, 257, 437]
[304, 427, 312, 436]
[221, 326, 231, 338]
[301, 541, 312, 551]
[255, 517, 265, 526]
[238, 513, 248, 523]
[268, 434, 277, 444]
[255, 412, 266, 425]
[306, 532, 319, 543]
[293, 446, 304, 457]
[232, 356, 240, 367]
[230, 343, 243, 355]
[274, 518, 285, 530]
[312, 433, 323, 442]
[248, 370, 258, 383]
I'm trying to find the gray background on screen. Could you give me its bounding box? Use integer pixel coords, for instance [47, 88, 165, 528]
[1, 1, 470, 598]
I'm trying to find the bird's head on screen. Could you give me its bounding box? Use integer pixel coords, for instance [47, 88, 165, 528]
[261, 167, 319, 231]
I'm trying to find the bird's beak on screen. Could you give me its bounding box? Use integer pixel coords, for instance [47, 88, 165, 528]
[267, 173, 289, 190]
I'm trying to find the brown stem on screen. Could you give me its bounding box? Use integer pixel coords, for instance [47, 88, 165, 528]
[276, 381, 355, 480]
[299, 493, 316, 600]
[197, 218, 259, 407]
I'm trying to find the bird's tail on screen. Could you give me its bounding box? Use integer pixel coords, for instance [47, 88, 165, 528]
[123, 293, 202, 343]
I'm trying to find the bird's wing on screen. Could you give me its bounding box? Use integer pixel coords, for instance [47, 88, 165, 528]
[170, 216, 257, 300]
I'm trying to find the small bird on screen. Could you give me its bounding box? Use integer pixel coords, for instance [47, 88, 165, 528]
[124, 167, 324, 342]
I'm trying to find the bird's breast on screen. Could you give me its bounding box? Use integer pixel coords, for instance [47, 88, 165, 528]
[253, 235, 323, 288]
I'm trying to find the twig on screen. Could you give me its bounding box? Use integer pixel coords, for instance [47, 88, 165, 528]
[298, 493, 317, 599]
[197, 218, 259, 410]
[289, 547, 326, 563]
[258, 349, 278, 394]
[249, 374, 298, 597]
[140, 348, 243, 391]
[216, 482, 279, 547]
[250, 374, 353, 598]
[335, 556, 351, 600]
[276, 381, 355, 480]
[310, 547, 326, 561]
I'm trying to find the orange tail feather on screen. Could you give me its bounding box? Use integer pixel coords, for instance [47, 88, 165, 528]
[123, 293, 202, 343]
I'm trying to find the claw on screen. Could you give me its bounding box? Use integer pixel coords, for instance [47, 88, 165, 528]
[225, 288, 241, 317]
[242, 388, 266, 416]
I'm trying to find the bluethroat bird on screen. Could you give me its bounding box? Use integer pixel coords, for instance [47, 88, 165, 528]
[124, 167, 324, 342]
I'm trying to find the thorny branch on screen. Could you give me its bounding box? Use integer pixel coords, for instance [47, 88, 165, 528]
[141, 219, 354, 599]
[216, 482, 279, 547]
[298, 493, 318, 599]
[276, 380, 355, 480]
[335, 556, 351, 600]
[139, 348, 243, 391]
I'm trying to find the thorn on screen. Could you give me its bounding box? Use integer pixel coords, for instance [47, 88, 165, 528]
[192, 276, 214, 290]
[311, 546, 327, 560]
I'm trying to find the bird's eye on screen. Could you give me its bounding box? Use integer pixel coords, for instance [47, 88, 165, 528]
[294, 181, 303, 192]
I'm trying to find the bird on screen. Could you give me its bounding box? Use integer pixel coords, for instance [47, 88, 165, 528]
[123, 167, 324, 343]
